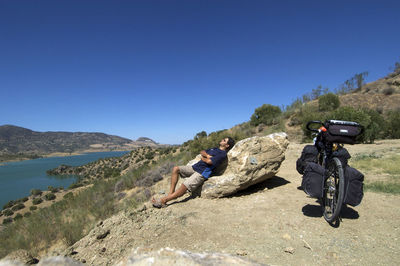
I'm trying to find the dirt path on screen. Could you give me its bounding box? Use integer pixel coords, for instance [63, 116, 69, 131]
[66, 140, 400, 265]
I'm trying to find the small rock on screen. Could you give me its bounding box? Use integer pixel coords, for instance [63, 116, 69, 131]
[100, 247, 106, 253]
[284, 247, 295, 254]
[96, 229, 110, 240]
[236, 250, 248, 256]
[282, 233, 291, 240]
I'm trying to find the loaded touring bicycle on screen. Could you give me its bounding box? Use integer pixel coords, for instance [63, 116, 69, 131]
[297, 120, 365, 224]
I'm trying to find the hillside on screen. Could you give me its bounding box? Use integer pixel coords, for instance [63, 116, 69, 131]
[3, 140, 399, 265]
[339, 70, 400, 113]
[0, 125, 160, 158]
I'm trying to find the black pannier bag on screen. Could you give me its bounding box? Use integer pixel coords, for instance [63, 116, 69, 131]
[332, 147, 351, 167]
[323, 120, 363, 144]
[343, 166, 364, 207]
[296, 145, 319, 175]
[302, 162, 325, 198]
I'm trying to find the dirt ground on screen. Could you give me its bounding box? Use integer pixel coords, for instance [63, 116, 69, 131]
[65, 140, 400, 265]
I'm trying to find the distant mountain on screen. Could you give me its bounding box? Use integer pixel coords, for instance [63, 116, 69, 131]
[0, 125, 159, 155]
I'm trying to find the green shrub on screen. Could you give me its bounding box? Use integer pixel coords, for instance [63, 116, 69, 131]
[3, 201, 15, 210]
[11, 203, 25, 211]
[69, 183, 83, 189]
[45, 193, 56, 201]
[14, 213, 23, 220]
[32, 198, 43, 205]
[17, 197, 29, 203]
[48, 186, 59, 193]
[250, 104, 282, 126]
[63, 192, 74, 200]
[385, 110, 400, 139]
[24, 212, 32, 217]
[29, 206, 38, 211]
[30, 189, 42, 196]
[362, 109, 385, 143]
[3, 218, 12, 225]
[3, 209, 14, 216]
[298, 104, 326, 140]
[144, 151, 155, 160]
[318, 93, 340, 111]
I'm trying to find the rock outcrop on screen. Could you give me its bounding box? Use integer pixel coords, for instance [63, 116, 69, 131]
[189, 132, 289, 198]
[117, 247, 262, 265]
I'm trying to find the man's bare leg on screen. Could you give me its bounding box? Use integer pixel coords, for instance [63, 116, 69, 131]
[163, 184, 188, 204]
[169, 166, 180, 195]
[152, 184, 188, 206]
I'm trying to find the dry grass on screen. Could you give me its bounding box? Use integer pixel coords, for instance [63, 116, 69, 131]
[351, 153, 400, 194]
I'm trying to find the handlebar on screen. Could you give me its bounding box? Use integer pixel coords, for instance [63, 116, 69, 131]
[306, 120, 323, 133]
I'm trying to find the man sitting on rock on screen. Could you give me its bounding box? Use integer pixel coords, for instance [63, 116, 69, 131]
[152, 137, 235, 208]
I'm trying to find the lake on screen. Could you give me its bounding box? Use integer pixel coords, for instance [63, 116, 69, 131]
[0, 151, 128, 208]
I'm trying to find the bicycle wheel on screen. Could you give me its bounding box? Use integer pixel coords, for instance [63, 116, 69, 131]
[322, 157, 345, 223]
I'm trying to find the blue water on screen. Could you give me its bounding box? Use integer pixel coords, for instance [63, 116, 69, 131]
[0, 151, 128, 208]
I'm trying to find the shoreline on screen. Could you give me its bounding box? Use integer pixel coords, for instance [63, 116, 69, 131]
[0, 149, 131, 165]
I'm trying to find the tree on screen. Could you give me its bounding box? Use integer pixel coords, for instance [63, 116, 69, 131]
[318, 93, 340, 112]
[385, 110, 400, 139]
[250, 104, 282, 127]
[354, 72, 369, 91]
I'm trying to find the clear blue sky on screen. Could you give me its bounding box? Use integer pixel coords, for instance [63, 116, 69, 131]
[1, 0, 399, 144]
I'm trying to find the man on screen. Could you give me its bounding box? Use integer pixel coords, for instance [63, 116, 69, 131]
[152, 137, 235, 208]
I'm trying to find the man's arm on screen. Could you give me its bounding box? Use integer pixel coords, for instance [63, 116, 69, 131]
[200, 150, 213, 165]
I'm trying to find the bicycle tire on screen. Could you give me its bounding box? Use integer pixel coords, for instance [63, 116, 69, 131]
[322, 157, 345, 223]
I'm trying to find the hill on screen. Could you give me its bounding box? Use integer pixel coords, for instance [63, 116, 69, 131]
[339, 70, 400, 113]
[0, 125, 160, 159]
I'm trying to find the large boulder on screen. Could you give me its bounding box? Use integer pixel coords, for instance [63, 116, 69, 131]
[188, 132, 289, 198]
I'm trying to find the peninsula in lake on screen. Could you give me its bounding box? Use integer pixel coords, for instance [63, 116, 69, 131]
[0, 125, 162, 162]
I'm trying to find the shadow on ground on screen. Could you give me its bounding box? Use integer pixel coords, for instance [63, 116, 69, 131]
[231, 176, 290, 197]
[302, 202, 360, 220]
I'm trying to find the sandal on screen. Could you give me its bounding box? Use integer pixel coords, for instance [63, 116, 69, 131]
[151, 197, 167, 208]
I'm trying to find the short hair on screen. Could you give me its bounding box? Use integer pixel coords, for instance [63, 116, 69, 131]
[226, 137, 235, 151]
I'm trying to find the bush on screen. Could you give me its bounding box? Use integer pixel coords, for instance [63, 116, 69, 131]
[3, 201, 15, 210]
[318, 93, 340, 111]
[3, 218, 12, 225]
[30, 189, 42, 196]
[29, 206, 38, 211]
[17, 197, 29, 203]
[24, 212, 31, 217]
[11, 203, 25, 211]
[32, 198, 43, 205]
[385, 110, 400, 139]
[63, 192, 74, 199]
[250, 104, 282, 126]
[14, 213, 23, 220]
[69, 183, 83, 189]
[3, 209, 14, 216]
[48, 186, 59, 193]
[45, 193, 56, 201]
[144, 151, 155, 160]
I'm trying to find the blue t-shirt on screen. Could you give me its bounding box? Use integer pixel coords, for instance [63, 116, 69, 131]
[192, 148, 227, 179]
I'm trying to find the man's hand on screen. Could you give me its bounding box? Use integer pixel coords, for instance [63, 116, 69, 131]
[200, 150, 213, 165]
[200, 150, 211, 159]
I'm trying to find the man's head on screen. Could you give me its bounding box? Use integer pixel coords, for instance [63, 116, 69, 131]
[219, 137, 235, 151]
